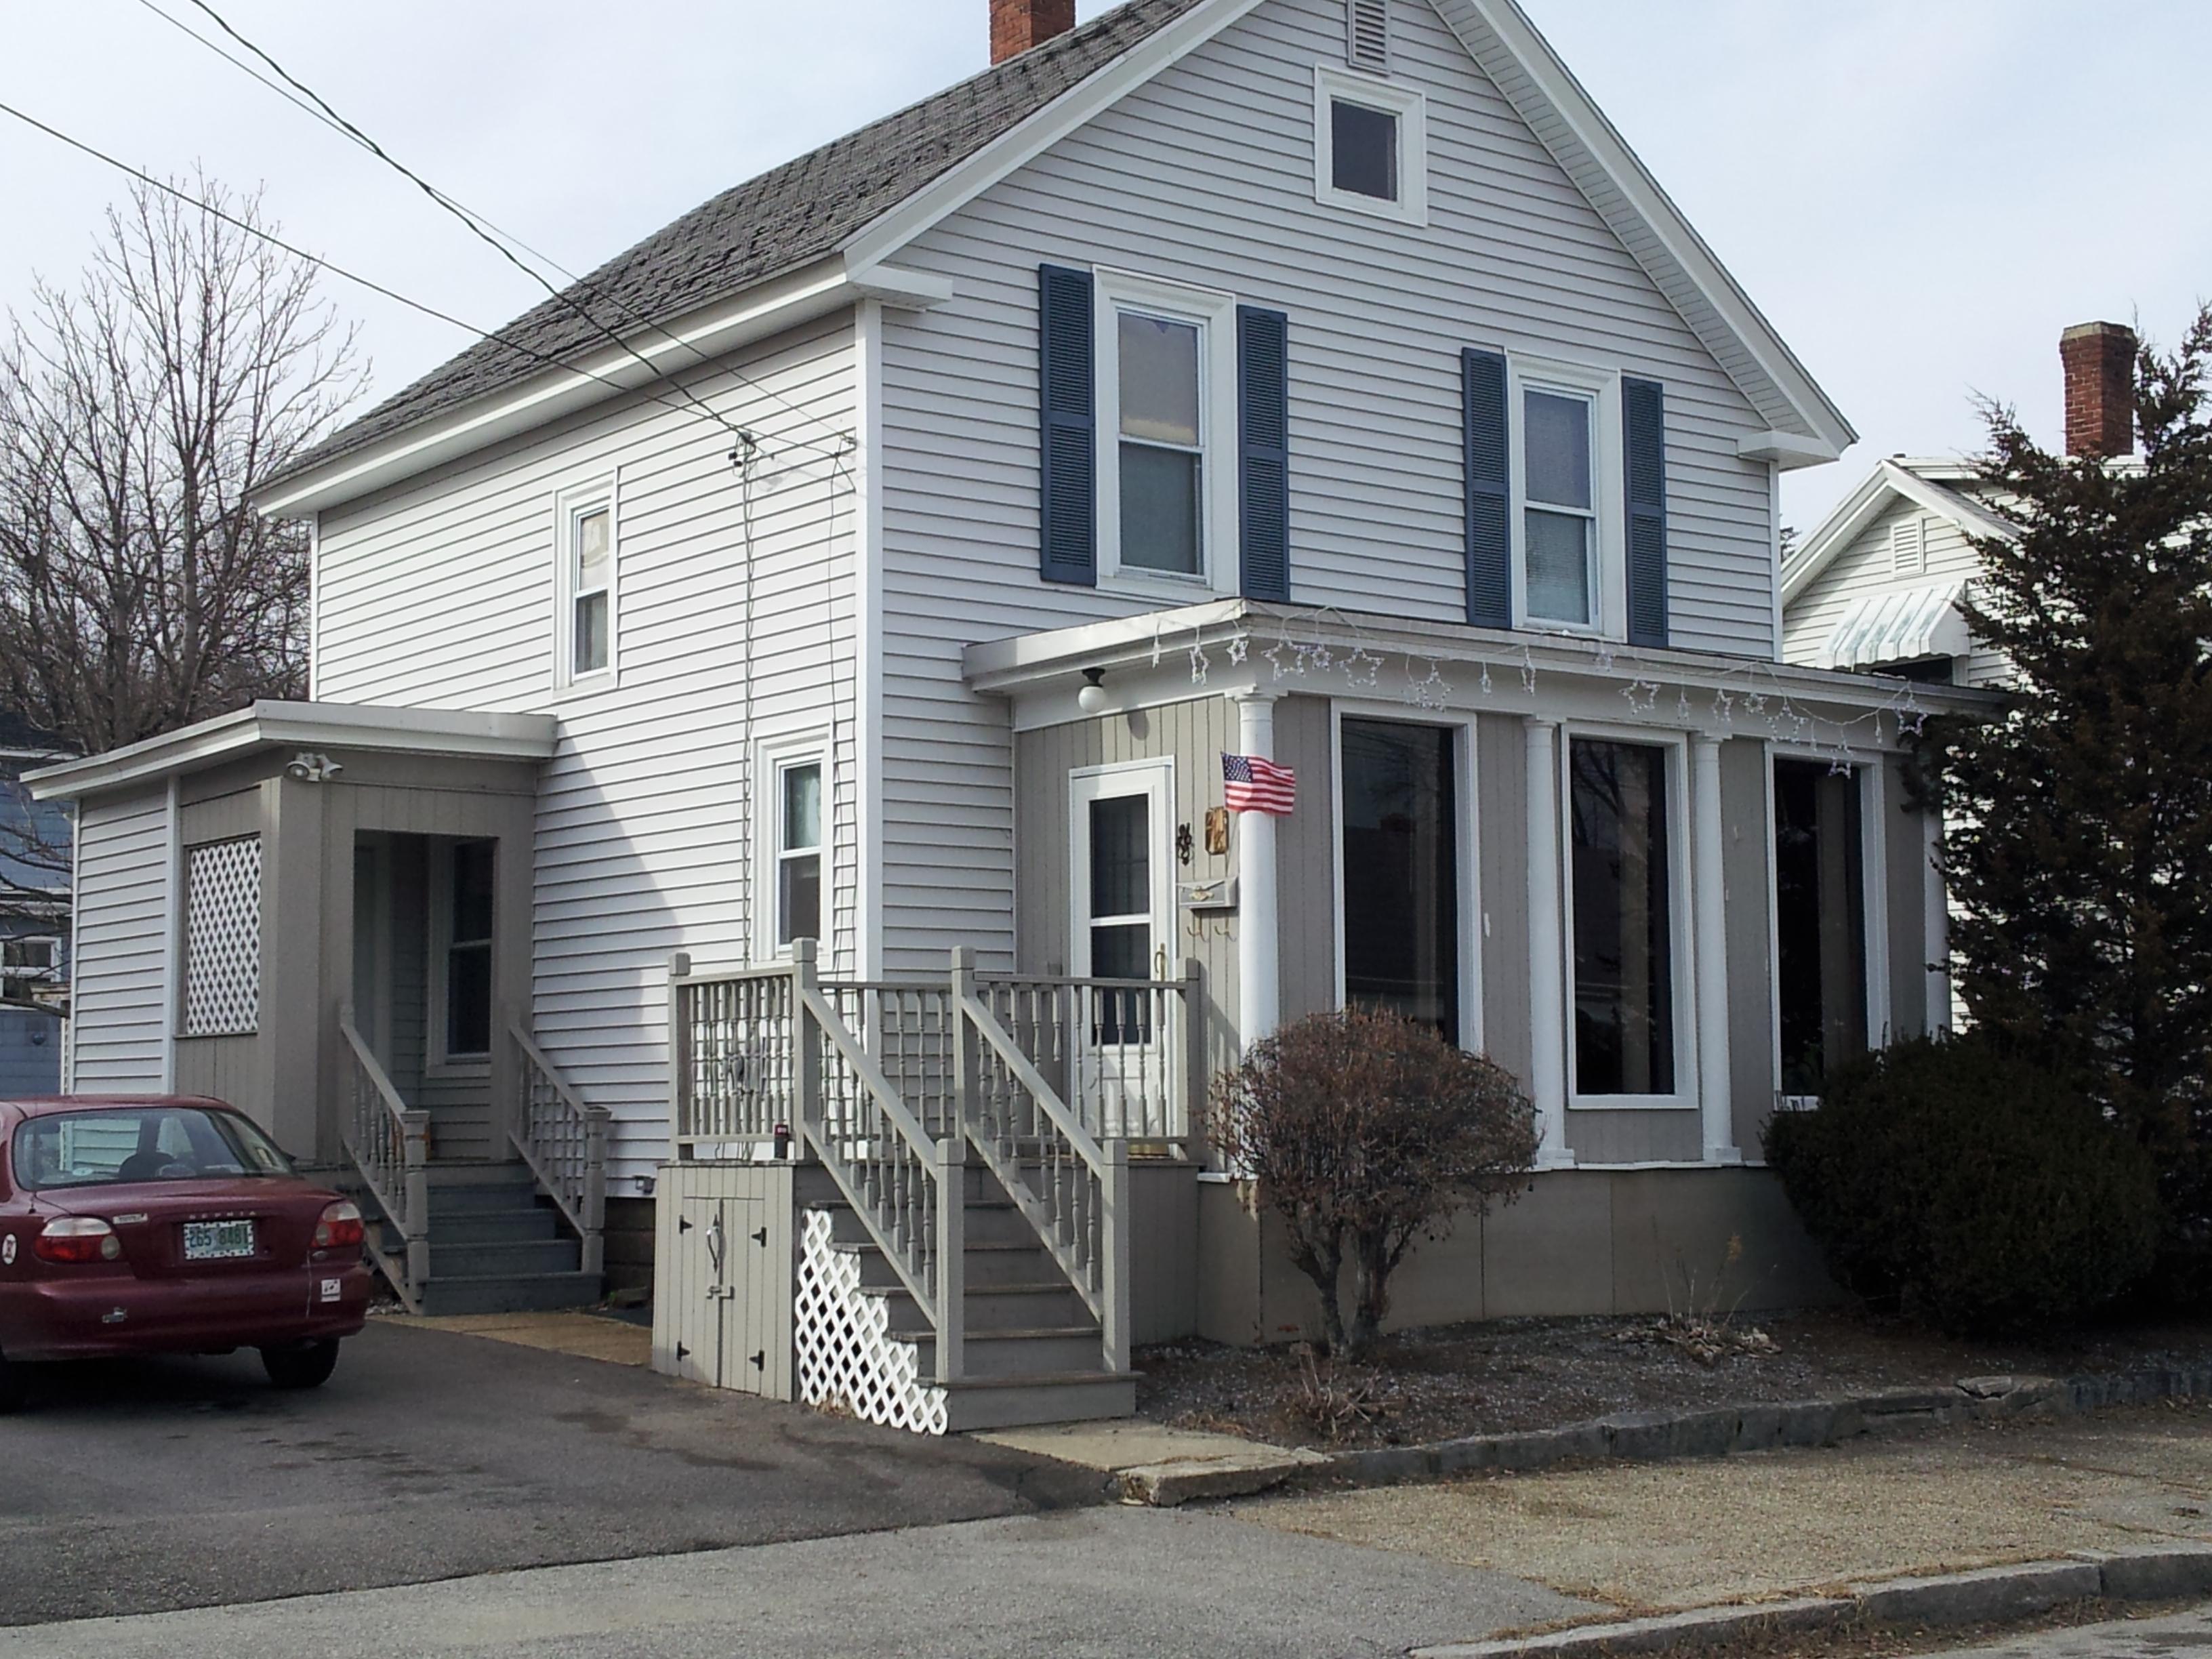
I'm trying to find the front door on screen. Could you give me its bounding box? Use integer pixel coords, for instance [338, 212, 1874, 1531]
[1068, 761, 1174, 1134]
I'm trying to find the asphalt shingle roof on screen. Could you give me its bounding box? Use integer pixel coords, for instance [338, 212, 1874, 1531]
[279, 0, 1204, 486]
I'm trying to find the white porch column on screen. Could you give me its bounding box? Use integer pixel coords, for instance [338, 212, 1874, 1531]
[1523, 718, 1571, 1168]
[1923, 800, 1952, 1035]
[1234, 691, 1282, 1051]
[1690, 733, 1740, 1164]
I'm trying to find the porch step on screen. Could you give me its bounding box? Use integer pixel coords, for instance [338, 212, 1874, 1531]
[907, 1327, 1113, 1380]
[941, 1371, 1140, 1433]
[417, 1269, 604, 1317]
[432, 1208, 561, 1245]
[426, 1237, 581, 1278]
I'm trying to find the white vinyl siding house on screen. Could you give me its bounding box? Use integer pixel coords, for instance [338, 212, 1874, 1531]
[1784, 487, 2011, 690]
[311, 316, 861, 1177]
[874, 0, 1778, 972]
[37, 0, 1977, 1364]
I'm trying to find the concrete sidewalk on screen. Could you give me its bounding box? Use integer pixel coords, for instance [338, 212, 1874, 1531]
[1231, 1405, 2212, 1614]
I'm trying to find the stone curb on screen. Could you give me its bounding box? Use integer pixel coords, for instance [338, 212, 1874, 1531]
[1119, 1364, 2212, 1507]
[1412, 1547, 2212, 1658]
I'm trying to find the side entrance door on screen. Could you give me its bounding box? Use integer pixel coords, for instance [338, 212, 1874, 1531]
[1067, 760, 1175, 1136]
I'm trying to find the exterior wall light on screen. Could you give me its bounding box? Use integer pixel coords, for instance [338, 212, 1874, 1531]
[1076, 668, 1109, 716]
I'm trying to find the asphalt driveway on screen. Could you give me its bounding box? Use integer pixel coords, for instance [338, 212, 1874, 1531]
[0, 1319, 1101, 1626]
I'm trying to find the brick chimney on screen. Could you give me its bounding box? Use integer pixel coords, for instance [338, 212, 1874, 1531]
[992, 0, 1075, 64]
[2059, 321, 2137, 458]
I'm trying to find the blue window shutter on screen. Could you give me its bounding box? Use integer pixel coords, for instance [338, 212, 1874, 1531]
[1462, 348, 1511, 628]
[1038, 264, 1096, 586]
[1624, 376, 1668, 648]
[1237, 305, 1291, 602]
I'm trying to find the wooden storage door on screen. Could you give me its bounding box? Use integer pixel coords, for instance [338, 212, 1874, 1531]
[649, 1164, 793, 1399]
[720, 1179, 794, 1399]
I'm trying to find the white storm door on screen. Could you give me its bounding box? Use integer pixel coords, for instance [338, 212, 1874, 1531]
[1068, 760, 1175, 1136]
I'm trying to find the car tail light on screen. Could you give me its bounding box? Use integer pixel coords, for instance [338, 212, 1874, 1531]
[35, 1216, 122, 1264]
[313, 1200, 365, 1251]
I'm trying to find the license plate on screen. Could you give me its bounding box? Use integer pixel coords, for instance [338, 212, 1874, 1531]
[182, 1219, 255, 1261]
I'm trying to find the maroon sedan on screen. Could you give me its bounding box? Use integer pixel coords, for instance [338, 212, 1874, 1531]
[0, 1096, 373, 1408]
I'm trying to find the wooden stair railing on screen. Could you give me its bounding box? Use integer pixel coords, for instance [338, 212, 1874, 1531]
[338, 1006, 430, 1314]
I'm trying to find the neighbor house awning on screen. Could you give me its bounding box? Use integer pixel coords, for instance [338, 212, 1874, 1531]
[1817, 583, 1971, 671]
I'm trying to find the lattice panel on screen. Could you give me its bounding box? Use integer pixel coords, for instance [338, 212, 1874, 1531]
[183, 837, 262, 1036]
[795, 1208, 947, 1436]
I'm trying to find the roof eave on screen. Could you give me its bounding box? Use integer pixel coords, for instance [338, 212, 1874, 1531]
[253, 258, 954, 519]
[24, 701, 560, 802]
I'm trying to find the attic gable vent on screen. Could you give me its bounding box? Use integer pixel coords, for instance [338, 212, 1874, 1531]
[1347, 0, 1390, 74]
[1890, 517, 1927, 576]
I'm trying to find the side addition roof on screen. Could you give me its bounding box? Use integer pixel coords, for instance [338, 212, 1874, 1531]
[266, 0, 1853, 515]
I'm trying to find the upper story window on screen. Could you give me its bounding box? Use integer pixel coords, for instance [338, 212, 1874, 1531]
[1313, 66, 1427, 226]
[2, 936, 58, 1004]
[1094, 270, 1240, 597]
[553, 478, 617, 689]
[1511, 356, 1626, 638]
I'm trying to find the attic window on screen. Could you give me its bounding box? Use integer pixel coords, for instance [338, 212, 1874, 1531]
[1347, 0, 1390, 74]
[1890, 517, 1927, 575]
[1313, 66, 1427, 227]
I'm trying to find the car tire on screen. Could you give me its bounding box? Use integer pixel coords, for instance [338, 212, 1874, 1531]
[260, 1338, 341, 1391]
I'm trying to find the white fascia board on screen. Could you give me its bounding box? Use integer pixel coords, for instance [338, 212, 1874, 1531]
[964, 599, 2002, 728]
[254, 257, 954, 519]
[25, 701, 558, 801]
[1430, 0, 1856, 457]
[836, 0, 1269, 273]
[1782, 459, 2020, 605]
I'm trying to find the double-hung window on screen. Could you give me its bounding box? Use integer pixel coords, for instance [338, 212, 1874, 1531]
[1095, 272, 1240, 596]
[554, 480, 616, 688]
[1509, 359, 1625, 637]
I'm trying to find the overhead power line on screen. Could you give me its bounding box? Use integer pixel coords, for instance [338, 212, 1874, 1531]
[0, 98, 844, 475]
[152, 0, 852, 460]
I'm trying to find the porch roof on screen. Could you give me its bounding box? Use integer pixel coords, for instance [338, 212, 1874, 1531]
[962, 599, 2006, 731]
[23, 701, 558, 802]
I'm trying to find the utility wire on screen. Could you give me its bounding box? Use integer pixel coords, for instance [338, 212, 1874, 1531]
[0, 96, 830, 468]
[163, 0, 853, 460]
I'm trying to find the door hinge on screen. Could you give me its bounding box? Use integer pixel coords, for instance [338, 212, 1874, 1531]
[675, 1342, 689, 1360]
[750, 1350, 766, 1370]
[678, 1216, 692, 1233]
[751, 1227, 769, 1247]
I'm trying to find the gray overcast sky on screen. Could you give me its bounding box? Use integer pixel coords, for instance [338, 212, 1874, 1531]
[4, 0, 2207, 535]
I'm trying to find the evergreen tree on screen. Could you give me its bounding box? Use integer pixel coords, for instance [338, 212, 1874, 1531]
[1927, 304, 2212, 1284]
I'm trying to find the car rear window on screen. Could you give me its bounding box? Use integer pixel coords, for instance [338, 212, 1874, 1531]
[12, 1108, 295, 1191]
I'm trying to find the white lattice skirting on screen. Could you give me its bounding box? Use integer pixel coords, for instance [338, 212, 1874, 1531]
[183, 836, 262, 1037]
[795, 1208, 948, 1436]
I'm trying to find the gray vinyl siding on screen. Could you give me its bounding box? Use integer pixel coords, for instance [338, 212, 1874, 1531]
[1475, 712, 1530, 1086]
[1885, 754, 1932, 1043]
[876, 0, 1775, 970]
[67, 787, 171, 1093]
[1271, 695, 1335, 1025]
[1783, 495, 2011, 689]
[314, 318, 860, 1179]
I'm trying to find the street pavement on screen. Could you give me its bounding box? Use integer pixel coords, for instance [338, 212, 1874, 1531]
[1925, 1604, 2212, 1656]
[0, 1507, 1596, 1658]
[0, 1319, 1104, 1626]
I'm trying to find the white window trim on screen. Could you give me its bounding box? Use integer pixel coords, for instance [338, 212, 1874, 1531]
[1511, 354, 1626, 641]
[1093, 268, 1242, 604]
[1067, 758, 1176, 986]
[1763, 745, 1893, 1108]
[552, 473, 619, 692]
[754, 729, 832, 962]
[427, 840, 495, 1073]
[1312, 64, 1429, 227]
[1326, 701, 1483, 1053]
[1559, 724, 1698, 1113]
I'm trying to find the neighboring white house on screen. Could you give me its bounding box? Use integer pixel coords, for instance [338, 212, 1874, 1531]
[28, 0, 1995, 1428]
[1782, 321, 2140, 690]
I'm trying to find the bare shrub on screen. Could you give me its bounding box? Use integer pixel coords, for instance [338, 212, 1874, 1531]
[1208, 1006, 1539, 1359]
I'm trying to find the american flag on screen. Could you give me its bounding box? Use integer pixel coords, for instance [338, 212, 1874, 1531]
[1222, 752, 1297, 816]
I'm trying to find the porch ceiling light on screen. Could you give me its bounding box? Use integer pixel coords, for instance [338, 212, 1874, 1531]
[1076, 668, 1109, 716]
